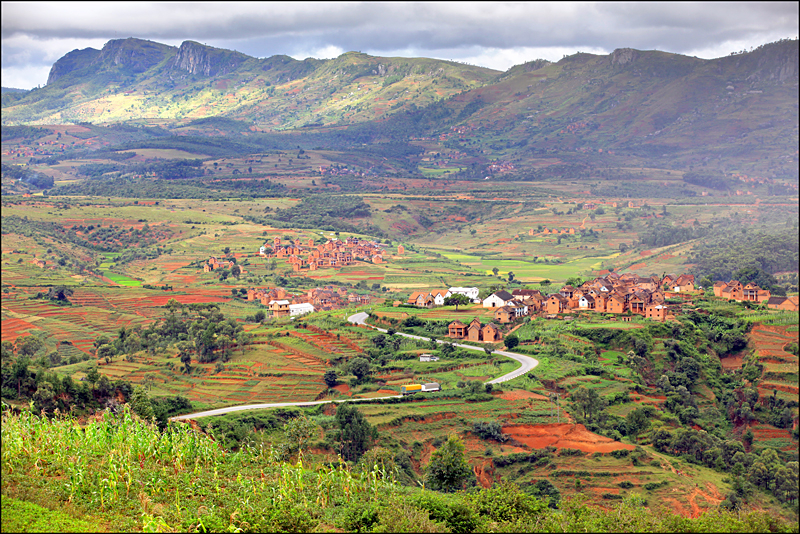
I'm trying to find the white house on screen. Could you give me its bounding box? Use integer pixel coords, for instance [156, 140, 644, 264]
[289, 303, 315, 316]
[449, 287, 480, 302]
[483, 290, 515, 308]
[431, 289, 451, 306]
[578, 295, 596, 309]
[507, 299, 529, 317]
[259, 245, 267, 255]
[419, 354, 440, 362]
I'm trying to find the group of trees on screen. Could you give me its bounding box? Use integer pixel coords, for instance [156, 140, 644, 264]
[92, 300, 249, 371]
[652, 428, 798, 504]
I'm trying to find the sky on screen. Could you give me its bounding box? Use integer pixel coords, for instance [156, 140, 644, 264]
[2, 2, 798, 89]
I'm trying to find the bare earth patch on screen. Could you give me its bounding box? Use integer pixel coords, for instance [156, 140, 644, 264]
[502, 423, 635, 453]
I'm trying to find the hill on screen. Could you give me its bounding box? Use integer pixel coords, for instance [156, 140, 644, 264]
[2, 38, 797, 181]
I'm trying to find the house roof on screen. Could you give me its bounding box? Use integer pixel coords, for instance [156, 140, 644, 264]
[492, 290, 514, 301]
[766, 296, 787, 305]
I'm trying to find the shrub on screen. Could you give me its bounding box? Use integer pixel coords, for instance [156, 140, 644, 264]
[472, 420, 509, 442]
[372, 500, 448, 533]
[409, 492, 483, 533]
[468, 482, 549, 523]
[618, 481, 634, 489]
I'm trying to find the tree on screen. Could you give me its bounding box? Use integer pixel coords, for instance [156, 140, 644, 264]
[335, 402, 377, 462]
[231, 264, 241, 279]
[349, 357, 371, 380]
[16, 336, 43, 358]
[324, 369, 338, 388]
[177, 341, 193, 374]
[46, 285, 73, 302]
[130, 385, 154, 420]
[570, 386, 606, 423]
[85, 365, 100, 390]
[283, 415, 318, 456]
[508, 271, 515, 283]
[504, 334, 519, 350]
[540, 279, 551, 292]
[96, 344, 116, 363]
[625, 407, 651, 440]
[492, 267, 499, 276]
[425, 434, 477, 492]
[444, 293, 470, 310]
[12, 356, 30, 398]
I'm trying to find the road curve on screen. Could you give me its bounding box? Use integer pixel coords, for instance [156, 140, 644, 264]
[347, 311, 538, 384]
[170, 395, 400, 421]
[169, 311, 538, 421]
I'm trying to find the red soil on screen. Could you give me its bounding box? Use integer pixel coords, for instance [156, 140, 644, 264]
[628, 262, 646, 270]
[376, 389, 397, 395]
[332, 384, 351, 396]
[498, 390, 548, 401]
[502, 423, 635, 453]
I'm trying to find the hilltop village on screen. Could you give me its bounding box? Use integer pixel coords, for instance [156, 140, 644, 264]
[403, 273, 799, 345]
[202, 236, 392, 318]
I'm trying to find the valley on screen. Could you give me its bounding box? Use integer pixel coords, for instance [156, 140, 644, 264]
[1, 36, 798, 533]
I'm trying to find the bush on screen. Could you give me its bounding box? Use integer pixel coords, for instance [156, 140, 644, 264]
[618, 481, 634, 489]
[409, 492, 483, 534]
[468, 482, 549, 523]
[472, 420, 509, 442]
[372, 500, 448, 533]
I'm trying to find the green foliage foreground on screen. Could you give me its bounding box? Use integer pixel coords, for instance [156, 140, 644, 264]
[1, 404, 796, 533]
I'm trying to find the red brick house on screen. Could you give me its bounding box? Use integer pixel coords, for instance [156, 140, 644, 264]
[467, 318, 483, 342]
[645, 303, 666, 321]
[448, 320, 468, 338]
[494, 307, 515, 324]
[766, 296, 799, 311]
[482, 323, 503, 342]
[545, 294, 569, 314]
[606, 293, 627, 314]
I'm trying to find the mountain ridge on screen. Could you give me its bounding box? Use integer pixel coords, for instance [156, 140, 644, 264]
[3, 37, 798, 180]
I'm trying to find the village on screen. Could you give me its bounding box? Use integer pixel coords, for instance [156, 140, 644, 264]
[200, 236, 393, 318]
[405, 273, 798, 344]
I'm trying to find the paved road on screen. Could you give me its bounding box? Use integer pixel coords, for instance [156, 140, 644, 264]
[170, 395, 400, 421]
[170, 311, 538, 421]
[347, 311, 538, 384]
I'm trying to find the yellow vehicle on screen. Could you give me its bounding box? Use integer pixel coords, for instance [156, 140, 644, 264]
[401, 384, 422, 395]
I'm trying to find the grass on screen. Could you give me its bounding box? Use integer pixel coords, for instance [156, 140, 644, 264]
[1, 496, 102, 533]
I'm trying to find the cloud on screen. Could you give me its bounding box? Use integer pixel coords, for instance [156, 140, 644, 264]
[2, 2, 797, 88]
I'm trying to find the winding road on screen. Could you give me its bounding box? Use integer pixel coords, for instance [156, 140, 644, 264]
[347, 311, 539, 384]
[170, 311, 538, 421]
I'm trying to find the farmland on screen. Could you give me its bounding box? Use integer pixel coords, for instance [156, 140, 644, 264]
[2, 36, 798, 530]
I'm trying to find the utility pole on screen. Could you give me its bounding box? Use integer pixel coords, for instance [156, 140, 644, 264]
[550, 392, 561, 423]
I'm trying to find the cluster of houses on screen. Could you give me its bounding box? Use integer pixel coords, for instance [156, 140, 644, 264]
[408, 273, 701, 325]
[204, 256, 236, 272]
[714, 280, 798, 311]
[247, 285, 372, 318]
[406, 287, 481, 307]
[259, 237, 389, 271]
[447, 318, 503, 342]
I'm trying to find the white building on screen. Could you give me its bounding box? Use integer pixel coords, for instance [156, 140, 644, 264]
[289, 303, 315, 317]
[431, 289, 451, 306]
[483, 290, 515, 308]
[449, 287, 480, 302]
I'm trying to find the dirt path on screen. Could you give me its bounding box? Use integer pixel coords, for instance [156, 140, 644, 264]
[687, 483, 724, 518]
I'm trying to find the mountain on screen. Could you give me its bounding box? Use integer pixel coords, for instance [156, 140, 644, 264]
[2, 38, 798, 179]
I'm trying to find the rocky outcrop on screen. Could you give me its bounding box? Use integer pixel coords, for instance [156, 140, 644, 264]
[46, 47, 100, 85]
[610, 48, 639, 66]
[90, 38, 175, 74]
[169, 41, 250, 77]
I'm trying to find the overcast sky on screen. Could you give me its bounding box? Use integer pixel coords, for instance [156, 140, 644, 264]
[2, 2, 798, 89]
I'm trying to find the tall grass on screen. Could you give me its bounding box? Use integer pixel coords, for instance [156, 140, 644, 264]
[1, 403, 399, 532]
